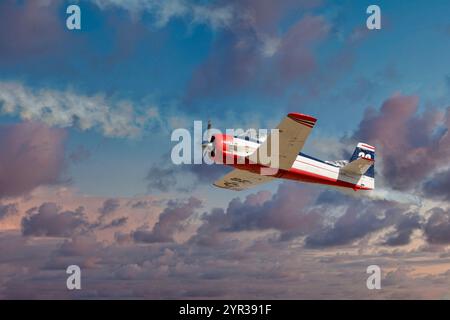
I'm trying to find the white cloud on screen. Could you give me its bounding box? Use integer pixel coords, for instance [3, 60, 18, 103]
[91, 0, 234, 29]
[0, 81, 159, 138]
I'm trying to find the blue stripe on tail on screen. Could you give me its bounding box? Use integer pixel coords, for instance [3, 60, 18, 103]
[350, 144, 375, 178]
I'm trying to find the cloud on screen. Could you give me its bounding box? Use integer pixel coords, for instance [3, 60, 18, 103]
[424, 208, 450, 245]
[305, 193, 411, 248]
[353, 94, 450, 190]
[129, 199, 162, 209]
[146, 161, 228, 193]
[133, 197, 202, 243]
[186, 5, 330, 103]
[226, 184, 321, 235]
[91, 0, 234, 29]
[277, 15, 329, 82]
[0, 81, 160, 138]
[382, 213, 422, 246]
[0, 180, 449, 299]
[0, 122, 66, 199]
[422, 169, 450, 201]
[0, 204, 19, 221]
[186, 164, 229, 183]
[1, 83, 450, 298]
[98, 198, 121, 217]
[310, 190, 422, 248]
[3, 222, 450, 299]
[192, 182, 422, 249]
[0, 0, 64, 62]
[57, 235, 103, 257]
[101, 217, 128, 229]
[191, 182, 323, 246]
[21, 203, 88, 237]
[0, 186, 163, 242]
[146, 165, 178, 192]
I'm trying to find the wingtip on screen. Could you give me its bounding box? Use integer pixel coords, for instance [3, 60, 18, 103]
[288, 113, 317, 123]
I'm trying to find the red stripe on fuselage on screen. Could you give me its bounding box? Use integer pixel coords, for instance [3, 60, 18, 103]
[217, 153, 372, 191]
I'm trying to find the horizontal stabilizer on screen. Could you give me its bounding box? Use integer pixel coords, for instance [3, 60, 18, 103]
[340, 157, 374, 176]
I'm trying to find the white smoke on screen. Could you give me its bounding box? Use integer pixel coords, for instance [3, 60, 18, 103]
[364, 188, 423, 207]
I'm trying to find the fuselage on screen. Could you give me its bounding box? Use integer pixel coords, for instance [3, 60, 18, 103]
[211, 134, 374, 191]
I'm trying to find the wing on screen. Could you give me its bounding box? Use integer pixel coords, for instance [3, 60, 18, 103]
[213, 169, 274, 191]
[252, 113, 317, 170]
[340, 157, 374, 175]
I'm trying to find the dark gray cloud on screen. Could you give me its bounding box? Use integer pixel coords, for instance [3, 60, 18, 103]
[130, 200, 151, 209]
[225, 184, 321, 235]
[305, 198, 408, 248]
[191, 183, 425, 249]
[191, 183, 323, 246]
[422, 169, 450, 201]
[22, 203, 88, 237]
[146, 165, 178, 193]
[424, 208, 450, 244]
[189, 208, 228, 247]
[98, 198, 120, 216]
[382, 213, 422, 246]
[186, 164, 228, 183]
[315, 189, 354, 206]
[133, 197, 202, 243]
[101, 217, 128, 230]
[0, 203, 18, 220]
[0, 182, 449, 299]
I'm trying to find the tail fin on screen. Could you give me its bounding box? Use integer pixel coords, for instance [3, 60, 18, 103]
[349, 142, 375, 178]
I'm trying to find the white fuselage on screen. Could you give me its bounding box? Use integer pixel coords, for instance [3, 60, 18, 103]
[223, 137, 374, 191]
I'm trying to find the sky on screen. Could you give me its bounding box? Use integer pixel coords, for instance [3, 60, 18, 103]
[1, 0, 450, 299]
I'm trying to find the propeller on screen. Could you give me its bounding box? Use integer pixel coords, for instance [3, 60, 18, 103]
[202, 120, 216, 159]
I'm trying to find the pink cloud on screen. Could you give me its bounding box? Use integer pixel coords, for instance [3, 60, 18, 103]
[354, 94, 449, 190]
[0, 0, 64, 61]
[278, 15, 329, 82]
[186, 8, 330, 102]
[0, 122, 66, 199]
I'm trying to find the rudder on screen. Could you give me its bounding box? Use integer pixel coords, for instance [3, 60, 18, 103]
[350, 142, 375, 178]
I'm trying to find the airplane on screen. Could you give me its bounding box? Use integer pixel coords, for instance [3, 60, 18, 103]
[202, 113, 375, 192]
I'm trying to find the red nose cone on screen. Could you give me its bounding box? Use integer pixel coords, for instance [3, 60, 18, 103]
[212, 134, 233, 164]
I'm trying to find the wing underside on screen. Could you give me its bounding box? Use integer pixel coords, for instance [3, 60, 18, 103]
[213, 169, 274, 191]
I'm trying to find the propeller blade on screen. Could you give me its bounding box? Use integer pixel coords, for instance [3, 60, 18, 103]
[206, 120, 212, 142]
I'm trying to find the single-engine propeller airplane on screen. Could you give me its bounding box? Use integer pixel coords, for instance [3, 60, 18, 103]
[202, 113, 375, 191]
